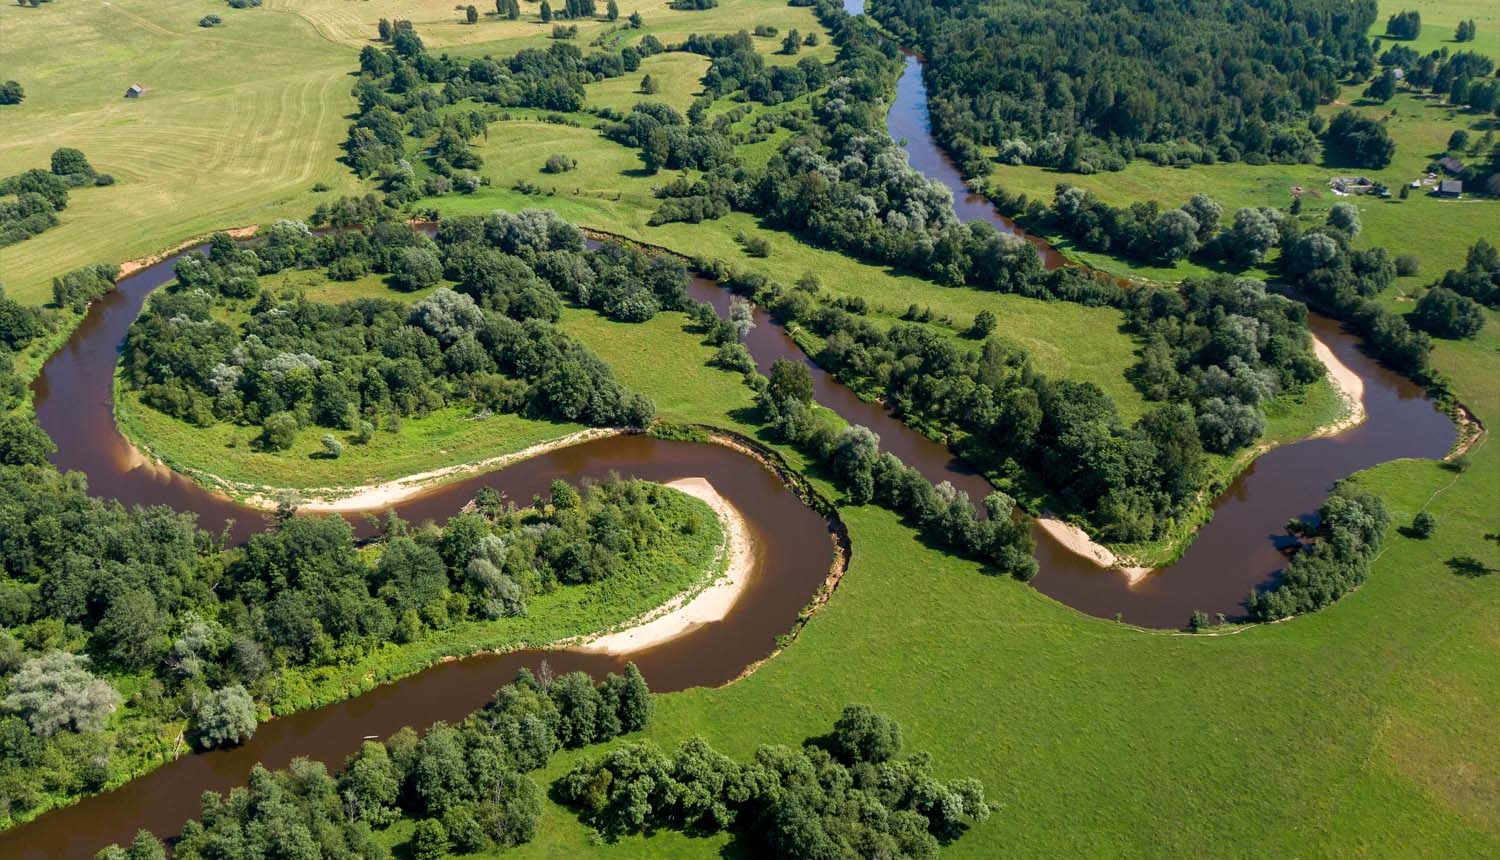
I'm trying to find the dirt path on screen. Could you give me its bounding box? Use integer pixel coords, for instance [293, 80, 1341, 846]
[578, 477, 754, 654]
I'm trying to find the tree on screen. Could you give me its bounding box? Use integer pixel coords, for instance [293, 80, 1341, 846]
[728, 296, 756, 341]
[606, 0, 618, 20]
[781, 29, 801, 55]
[320, 434, 343, 458]
[0, 80, 23, 105]
[767, 357, 814, 405]
[465, 4, 478, 23]
[0, 412, 56, 466]
[507, 0, 520, 19]
[410, 818, 449, 860]
[540, 0, 552, 22]
[1410, 287, 1485, 339]
[1365, 69, 1396, 103]
[189, 685, 257, 749]
[1225, 207, 1279, 265]
[391, 246, 443, 290]
[2, 652, 121, 737]
[1327, 202, 1361, 237]
[830, 704, 903, 764]
[640, 73, 658, 94]
[968, 309, 997, 339]
[1447, 129, 1470, 152]
[603, 662, 652, 732]
[94, 831, 166, 860]
[830, 426, 881, 504]
[50, 147, 96, 178]
[338, 741, 402, 827]
[1455, 19, 1476, 42]
[258, 411, 299, 451]
[1325, 110, 1396, 169]
[1410, 511, 1436, 538]
[1386, 9, 1420, 39]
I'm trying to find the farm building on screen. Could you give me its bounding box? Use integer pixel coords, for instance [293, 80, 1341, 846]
[124, 84, 143, 98]
[1436, 180, 1463, 199]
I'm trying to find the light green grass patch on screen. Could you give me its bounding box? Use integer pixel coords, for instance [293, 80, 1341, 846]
[117, 386, 586, 495]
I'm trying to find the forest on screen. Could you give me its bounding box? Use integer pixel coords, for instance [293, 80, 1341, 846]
[123, 211, 666, 448]
[0, 448, 718, 822]
[871, 0, 1378, 176]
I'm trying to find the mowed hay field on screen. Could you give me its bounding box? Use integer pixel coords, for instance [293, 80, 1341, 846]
[0, 0, 365, 303]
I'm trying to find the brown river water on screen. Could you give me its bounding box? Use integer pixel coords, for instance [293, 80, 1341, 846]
[4, 38, 1454, 858]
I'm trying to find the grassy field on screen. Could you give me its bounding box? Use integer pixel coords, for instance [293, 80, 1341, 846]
[0, 0, 362, 303]
[0, 0, 827, 306]
[1365, 0, 1500, 59]
[440, 120, 1153, 416]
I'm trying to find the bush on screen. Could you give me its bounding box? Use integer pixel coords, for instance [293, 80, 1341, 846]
[1395, 254, 1419, 276]
[257, 411, 299, 451]
[320, 434, 343, 459]
[0, 80, 22, 106]
[189, 685, 257, 750]
[1410, 511, 1436, 538]
[542, 153, 576, 174]
[1410, 287, 1485, 339]
[742, 235, 771, 257]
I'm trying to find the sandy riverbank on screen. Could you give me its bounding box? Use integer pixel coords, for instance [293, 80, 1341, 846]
[237, 428, 621, 512]
[116, 225, 260, 279]
[1034, 517, 1151, 586]
[1034, 330, 1369, 587]
[1309, 332, 1367, 437]
[579, 476, 754, 655]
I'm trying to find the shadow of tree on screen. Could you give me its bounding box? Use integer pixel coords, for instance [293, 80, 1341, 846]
[1446, 556, 1495, 577]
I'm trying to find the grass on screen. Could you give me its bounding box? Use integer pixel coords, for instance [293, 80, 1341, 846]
[440, 123, 1151, 416]
[117, 387, 587, 496]
[0, 0, 829, 306]
[1366, 0, 1500, 59]
[0, 0, 362, 304]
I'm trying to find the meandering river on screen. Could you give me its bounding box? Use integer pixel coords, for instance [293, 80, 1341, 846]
[3, 29, 1455, 858]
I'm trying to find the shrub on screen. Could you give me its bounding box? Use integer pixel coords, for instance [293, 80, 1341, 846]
[1410, 511, 1435, 538]
[189, 685, 257, 750]
[542, 153, 577, 174]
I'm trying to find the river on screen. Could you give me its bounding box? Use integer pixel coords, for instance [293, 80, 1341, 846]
[4, 28, 1457, 859]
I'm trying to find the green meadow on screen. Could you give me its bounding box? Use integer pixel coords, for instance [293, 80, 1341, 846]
[2, 0, 1496, 855]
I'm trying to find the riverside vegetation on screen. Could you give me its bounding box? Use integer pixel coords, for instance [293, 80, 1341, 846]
[0, 0, 1494, 855]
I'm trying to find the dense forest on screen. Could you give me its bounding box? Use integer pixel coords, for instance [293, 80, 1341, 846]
[123, 211, 666, 446]
[872, 0, 1377, 176]
[99, 665, 653, 859]
[0, 452, 716, 823]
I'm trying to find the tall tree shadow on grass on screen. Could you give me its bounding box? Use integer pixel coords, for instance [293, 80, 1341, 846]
[1446, 556, 1495, 577]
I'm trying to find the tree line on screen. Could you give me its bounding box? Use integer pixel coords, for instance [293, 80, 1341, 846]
[123, 210, 659, 449]
[557, 704, 991, 857]
[97, 664, 651, 859]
